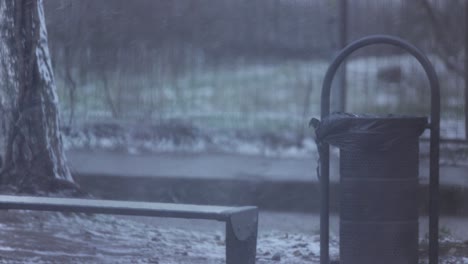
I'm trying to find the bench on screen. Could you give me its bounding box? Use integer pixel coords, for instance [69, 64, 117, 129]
[0, 195, 258, 264]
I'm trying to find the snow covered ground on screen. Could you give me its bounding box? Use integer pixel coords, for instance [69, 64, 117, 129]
[0, 210, 466, 264]
[62, 121, 318, 159]
[57, 52, 468, 162]
[58, 52, 467, 139]
[61, 120, 468, 167]
[0, 211, 333, 264]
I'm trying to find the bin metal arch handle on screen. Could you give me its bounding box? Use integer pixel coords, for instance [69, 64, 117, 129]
[319, 35, 440, 264]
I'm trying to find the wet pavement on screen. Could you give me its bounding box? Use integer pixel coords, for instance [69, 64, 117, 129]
[66, 150, 468, 214]
[67, 150, 468, 187]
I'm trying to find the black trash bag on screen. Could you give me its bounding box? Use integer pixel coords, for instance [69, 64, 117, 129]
[312, 113, 428, 152]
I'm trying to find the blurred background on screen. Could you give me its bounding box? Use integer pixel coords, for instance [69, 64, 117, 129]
[41, 0, 466, 157]
[31, 2, 468, 252]
[25, 0, 467, 215]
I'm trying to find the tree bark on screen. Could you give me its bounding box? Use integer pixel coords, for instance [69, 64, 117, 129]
[64, 45, 77, 128]
[0, 0, 80, 195]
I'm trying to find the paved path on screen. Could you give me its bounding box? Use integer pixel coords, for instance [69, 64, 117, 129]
[68, 150, 324, 182]
[67, 150, 468, 187]
[66, 150, 468, 214]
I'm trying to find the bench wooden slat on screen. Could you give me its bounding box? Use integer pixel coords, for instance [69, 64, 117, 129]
[0, 195, 254, 221]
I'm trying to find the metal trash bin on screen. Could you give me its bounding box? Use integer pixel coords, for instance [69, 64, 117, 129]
[316, 114, 427, 264]
[315, 35, 440, 264]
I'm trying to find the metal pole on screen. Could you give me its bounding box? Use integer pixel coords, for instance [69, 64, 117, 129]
[320, 35, 440, 264]
[337, 0, 348, 112]
[319, 145, 330, 264]
[465, 0, 468, 141]
[320, 3, 346, 260]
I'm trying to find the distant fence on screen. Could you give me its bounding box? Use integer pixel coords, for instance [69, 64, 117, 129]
[45, 0, 467, 141]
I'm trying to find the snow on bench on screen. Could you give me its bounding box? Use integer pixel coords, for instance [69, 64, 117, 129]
[0, 195, 258, 264]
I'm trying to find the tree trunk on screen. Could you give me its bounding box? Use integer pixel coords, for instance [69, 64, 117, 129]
[0, 0, 80, 195]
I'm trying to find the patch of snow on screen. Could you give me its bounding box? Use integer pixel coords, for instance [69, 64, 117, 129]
[375, 93, 399, 107]
[98, 138, 116, 149]
[0, 246, 15, 251]
[14, 249, 96, 258]
[440, 119, 465, 140]
[235, 142, 263, 156]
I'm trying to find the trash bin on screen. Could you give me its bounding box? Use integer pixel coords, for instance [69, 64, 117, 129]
[315, 35, 440, 264]
[315, 113, 427, 264]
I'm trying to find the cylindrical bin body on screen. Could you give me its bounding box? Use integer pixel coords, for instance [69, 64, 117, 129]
[315, 114, 427, 264]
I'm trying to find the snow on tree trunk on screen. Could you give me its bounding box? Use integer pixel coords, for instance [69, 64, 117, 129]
[0, 0, 79, 195]
[0, 1, 17, 161]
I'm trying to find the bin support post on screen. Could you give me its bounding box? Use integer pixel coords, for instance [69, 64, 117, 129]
[320, 144, 330, 264]
[429, 119, 440, 264]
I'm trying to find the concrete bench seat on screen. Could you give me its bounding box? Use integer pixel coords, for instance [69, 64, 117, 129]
[0, 195, 258, 264]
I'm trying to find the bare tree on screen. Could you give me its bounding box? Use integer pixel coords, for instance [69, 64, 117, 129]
[419, 0, 464, 76]
[417, 0, 467, 139]
[0, 0, 80, 195]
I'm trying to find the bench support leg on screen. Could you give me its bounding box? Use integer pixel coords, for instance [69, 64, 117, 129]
[225, 208, 258, 264]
